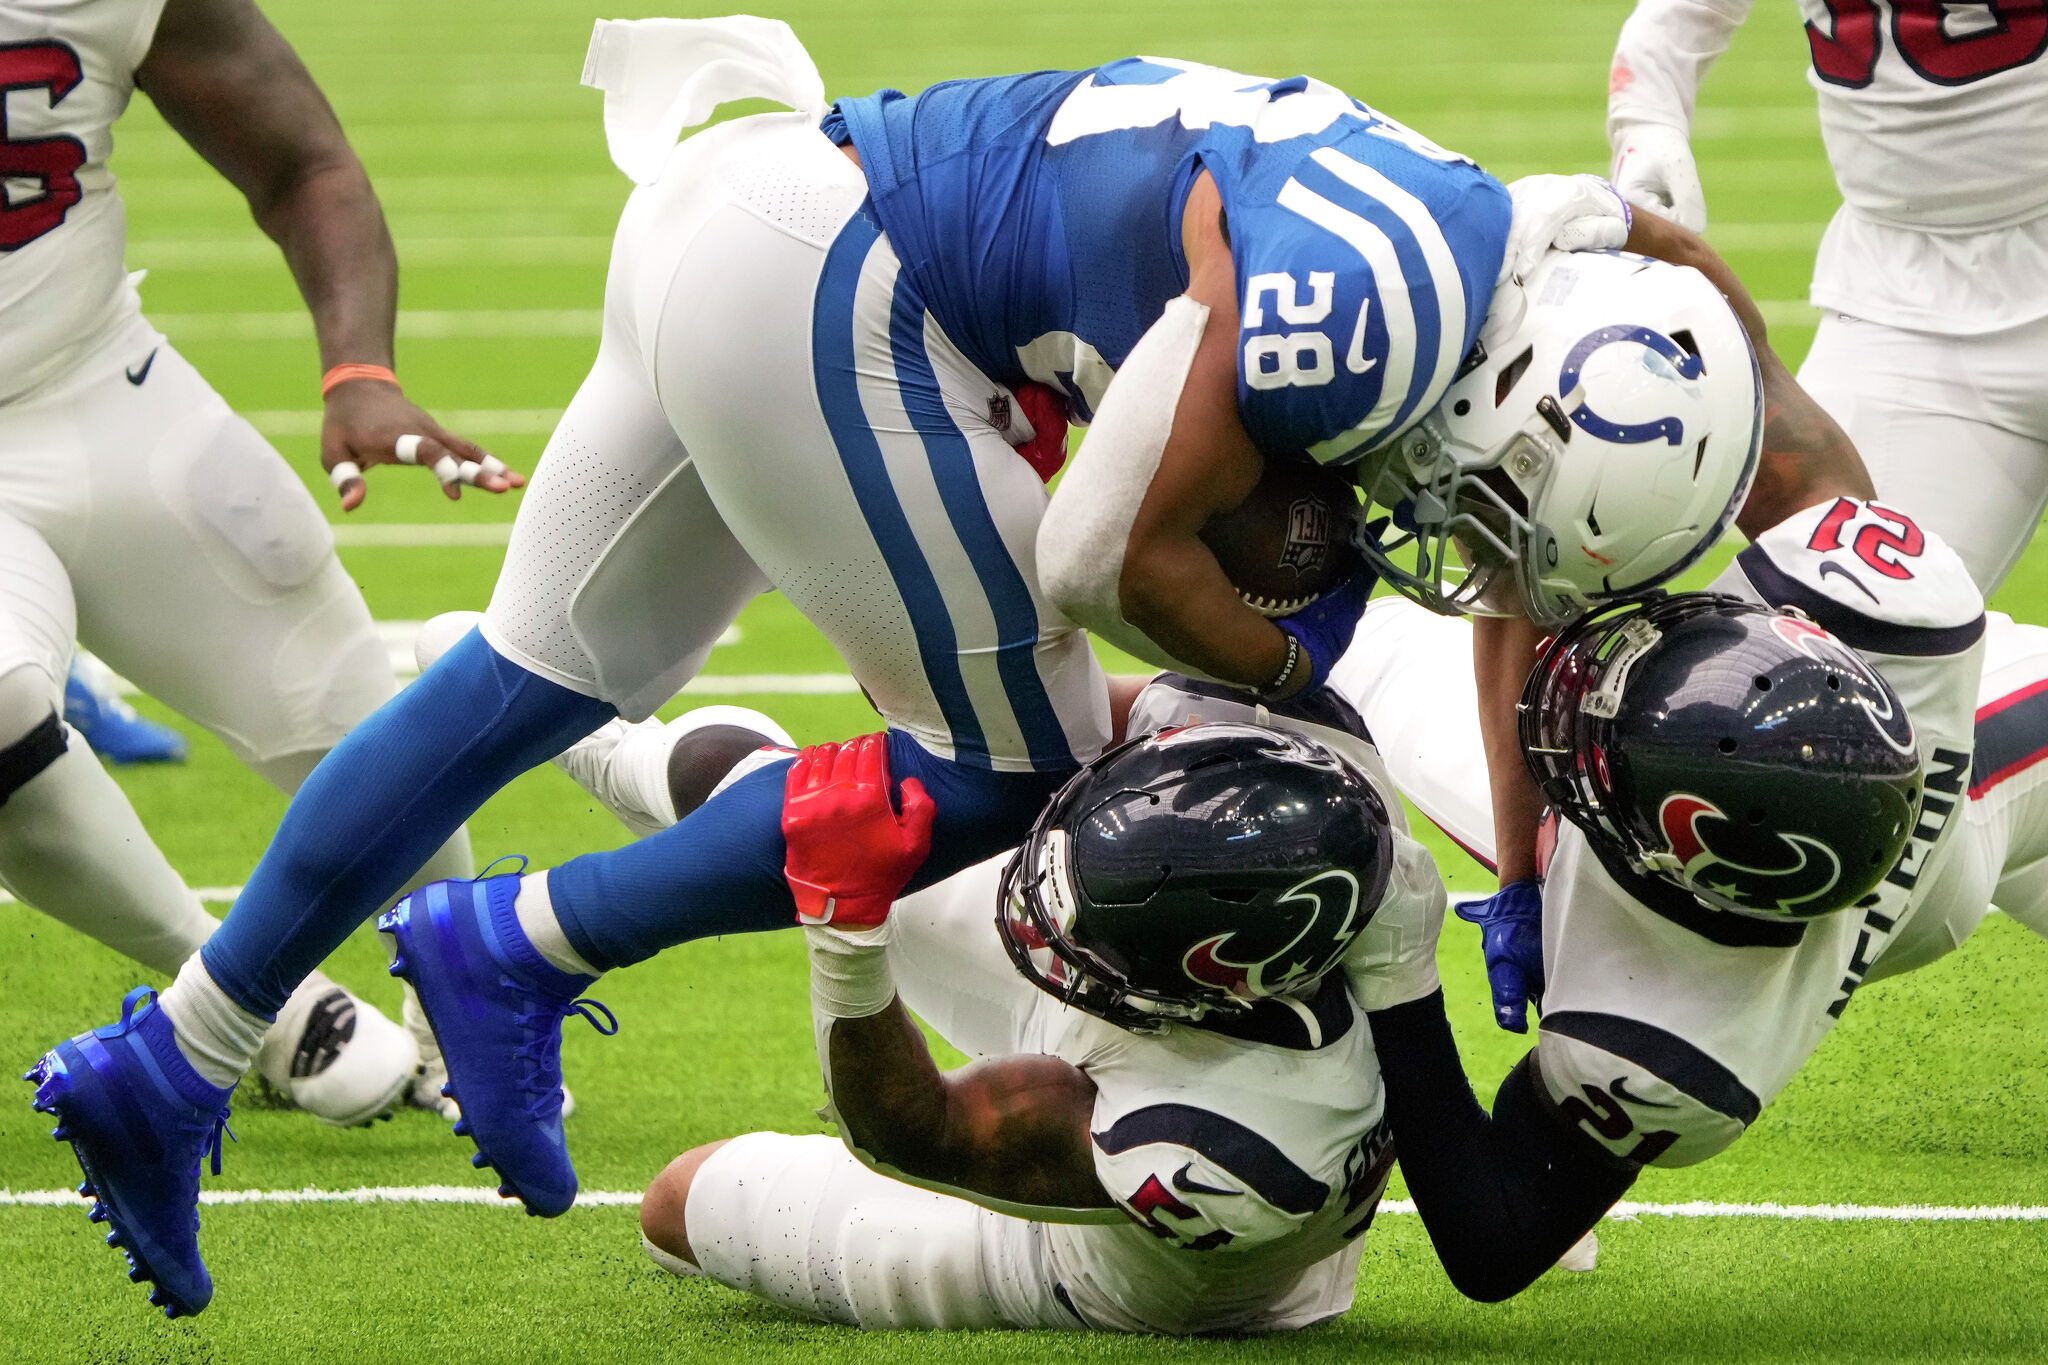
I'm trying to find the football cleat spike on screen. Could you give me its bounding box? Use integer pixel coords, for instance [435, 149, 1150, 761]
[452, 1118, 470, 1137]
[498, 1182, 515, 1198]
[131, 1265, 149, 1283]
[50, 1125, 70, 1141]
[105, 1229, 123, 1249]
[76, 1179, 93, 1197]
[471, 1151, 490, 1169]
[89, 1204, 109, 1223]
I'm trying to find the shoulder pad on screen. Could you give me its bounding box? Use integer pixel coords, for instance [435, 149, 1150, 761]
[1721, 499, 1985, 657]
[1091, 1103, 1329, 1251]
[1218, 126, 1507, 465]
[1534, 1012, 1759, 1167]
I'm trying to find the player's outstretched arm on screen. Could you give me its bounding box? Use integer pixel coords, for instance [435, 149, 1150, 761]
[784, 736, 1116, 1216]
[1624, 208, 1873, 538]
[1607, 0, 1756, 232]
[1366, 991, 1638, 1301]
[136, 0, 523, 510]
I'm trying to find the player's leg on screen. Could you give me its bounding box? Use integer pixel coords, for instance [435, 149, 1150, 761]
[650, 1131, 1083, 1330]
[1967, 614, 2048, 938]
[1797, 312, 2048, 595]
[1328, 597, 1498, 870]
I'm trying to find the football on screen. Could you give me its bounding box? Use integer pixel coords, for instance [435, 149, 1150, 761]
[1199, 459, 1362, 617]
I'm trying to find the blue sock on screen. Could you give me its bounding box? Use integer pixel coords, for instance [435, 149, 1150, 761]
[201, 630, 616, 1016]
[548, 729, 1068, 971]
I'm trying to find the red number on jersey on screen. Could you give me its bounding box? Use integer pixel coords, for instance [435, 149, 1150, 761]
[1808, 0, 1881, 88]
[1807, 498, 1925, 579]
[1809, 0, 2048, 89]
[1851, 503, 1926, 579]
[1892, 0, 2048, 86]
[0, 42, 88, 253]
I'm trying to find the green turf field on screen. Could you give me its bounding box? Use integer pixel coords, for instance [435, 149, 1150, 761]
[3, 0, 2046, 1359]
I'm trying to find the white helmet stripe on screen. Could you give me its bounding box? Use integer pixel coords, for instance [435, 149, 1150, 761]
[1276, 177, 1415, 460]
[1308, 146, 1468, 430]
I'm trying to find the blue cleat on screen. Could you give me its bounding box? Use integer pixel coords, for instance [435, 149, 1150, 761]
[65, 657, 188, 765]
[27, 987, 234, 1318]
[379, 870, 616, 1217]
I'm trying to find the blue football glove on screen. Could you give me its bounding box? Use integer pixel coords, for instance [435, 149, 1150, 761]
[1274, 564, 1375, 696]
[1453, 878, 1546, 1033]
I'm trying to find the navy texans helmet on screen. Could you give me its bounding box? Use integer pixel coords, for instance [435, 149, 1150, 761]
[1519, 592, 1922, 921]
[997, 722, 1393, 1033]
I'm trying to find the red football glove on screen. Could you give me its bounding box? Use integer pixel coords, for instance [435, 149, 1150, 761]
[1009, 381, 1070, 484]
[782, 733, 936, 929]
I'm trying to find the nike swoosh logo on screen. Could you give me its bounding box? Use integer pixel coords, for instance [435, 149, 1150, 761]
[125, 349, 157, 386]
[1817, 559, 1880, 604]
[1609, 1076, 1678, 1110]
[1344, 298, 1375, 375]
[1171, 1162, 1238, 1198]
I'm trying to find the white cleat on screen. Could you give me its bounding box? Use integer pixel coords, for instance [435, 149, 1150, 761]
[256, 971, 419, 1127]
[1555, 1229, 1600, 1273]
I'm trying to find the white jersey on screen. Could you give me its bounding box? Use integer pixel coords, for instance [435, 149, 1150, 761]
[866, 679, 1449, 1335]
[0, 0, 162, 405]
[1334, 502, 1986, 1169]
[1609, 0, 2048, 331]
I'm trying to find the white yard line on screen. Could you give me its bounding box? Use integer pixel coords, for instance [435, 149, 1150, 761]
[131, 237, 612, 268]
[2, 1187, 2041, 1219]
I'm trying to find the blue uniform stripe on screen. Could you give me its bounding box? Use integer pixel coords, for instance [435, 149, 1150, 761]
[812, 206, 992, 767]
[1296, 157, 1445, 437]
[886, 275, 1077, 772]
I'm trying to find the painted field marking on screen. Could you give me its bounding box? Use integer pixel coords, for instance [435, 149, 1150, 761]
[3, 1187, 2043, 1219]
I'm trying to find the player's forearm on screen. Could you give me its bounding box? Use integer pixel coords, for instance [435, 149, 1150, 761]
[1473, 614, 1545, 885]
[1367, 992, 1637, 1302]
[1623, 209, 1872, 536]
[1118, 541, 1294, 691]
[824, 1002, 957, 1176]
[257, 160, 400, 371]
[1608, 0, 1755, 137]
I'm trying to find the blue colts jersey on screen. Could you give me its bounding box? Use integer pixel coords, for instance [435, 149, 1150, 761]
[827, 57, 1510, 464]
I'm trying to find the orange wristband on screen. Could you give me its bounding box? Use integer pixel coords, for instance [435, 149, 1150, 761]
[321, 363, 399, 398]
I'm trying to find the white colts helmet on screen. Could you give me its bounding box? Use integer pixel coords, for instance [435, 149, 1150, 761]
[1352, 248, 1762, 626]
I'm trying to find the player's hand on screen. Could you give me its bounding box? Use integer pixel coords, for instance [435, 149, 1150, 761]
[1498, 173, 1634, 286]
[1610, 121, 1707, 235]
[321, 378, 527, 512]
[1271, 563, 1375, 699]
[783, 732, 936, 930]
[1453, 878, 1545, 1033]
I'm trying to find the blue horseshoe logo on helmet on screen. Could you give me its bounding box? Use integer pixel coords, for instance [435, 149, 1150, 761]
[1557, 325, 1703, 446]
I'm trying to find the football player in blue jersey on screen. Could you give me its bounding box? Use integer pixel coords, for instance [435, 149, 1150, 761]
[33, 18, 1859, 1317]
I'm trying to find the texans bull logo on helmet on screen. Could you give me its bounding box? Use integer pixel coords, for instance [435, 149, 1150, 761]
[1180, 868, 1362, 1000]
[1769, 615, 1916, 754]
[1656, 792, 1844, 917]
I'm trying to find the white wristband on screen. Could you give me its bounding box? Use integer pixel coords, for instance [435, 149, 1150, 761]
[806, 924, 895, 1020]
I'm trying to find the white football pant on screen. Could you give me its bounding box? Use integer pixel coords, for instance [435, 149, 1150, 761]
[483, 111, 1107, 771]
[1798, 310, 2048, 597]
[0, 307, 470, 983]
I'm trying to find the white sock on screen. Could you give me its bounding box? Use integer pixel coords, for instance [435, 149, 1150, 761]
[158, 955, 270, 1089]
[514, 873, 603, 978]
[641, 1233, 704, 1278]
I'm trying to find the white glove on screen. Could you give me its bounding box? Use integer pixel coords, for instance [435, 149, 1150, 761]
[1498, 173, 1634, 287]
[1610, 120, 1707, 234]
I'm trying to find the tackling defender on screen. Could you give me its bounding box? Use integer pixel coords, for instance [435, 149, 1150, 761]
[37, 17, 1793, 1317]
[0, 0, 520, 1137]
[1606, 0, 2048, 592]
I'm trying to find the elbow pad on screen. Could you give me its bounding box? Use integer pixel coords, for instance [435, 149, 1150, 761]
[1037, 296, 1211, 672]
